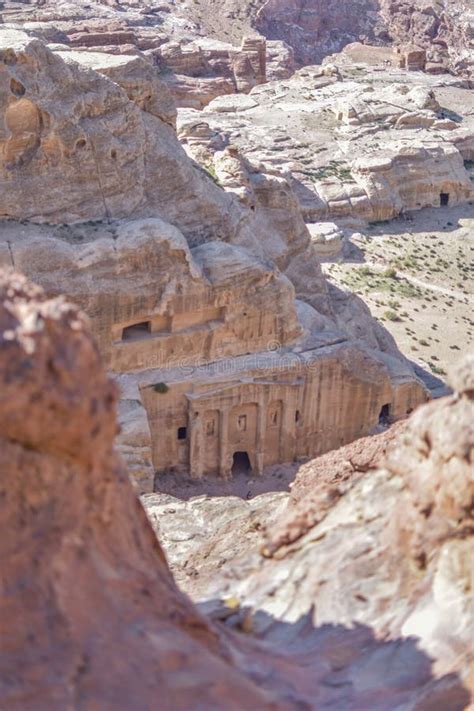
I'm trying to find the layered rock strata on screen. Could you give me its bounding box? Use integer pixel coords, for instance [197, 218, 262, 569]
[0, 28, 429, 493]
[182, 62, 474, 227]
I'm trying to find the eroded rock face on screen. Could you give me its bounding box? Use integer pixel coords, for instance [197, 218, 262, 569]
[186, 69, 473, 228]
[0, 27, 432, 494]
[145, 359, 473, 709]
[256, 0, 384, 66]
[2, 0, 472, 82]
[0, 268, 282, 710]
[379, 0, 474, 80]
[256, 0, 472, 79]
[0, 29, 326, 304]
[249, 376, 473, 676]
[1, 268, 471, 710]
[0, 29, 238, 238]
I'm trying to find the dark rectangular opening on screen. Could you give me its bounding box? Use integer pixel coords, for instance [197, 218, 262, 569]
[177, 426, 187, 441]
[440, 192, 449, 206]
[232, 451, 251, 476]
[295, 410, 301, 423]
[122, 321, 151, 341]
[379, 403, 391, 425]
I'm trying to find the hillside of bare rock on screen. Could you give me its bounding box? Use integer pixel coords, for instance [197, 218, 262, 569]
[1, 1, 474, 708]
[144, 357, 474, 710]
[1, 268, 472, 711]
[177, 49, 474, 390]
[0, 269, 278, 710]
[0, 26, 434, 496]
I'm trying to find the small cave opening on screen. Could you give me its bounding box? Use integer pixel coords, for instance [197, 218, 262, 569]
[10, 78, 26, 97]
[122, 321, 151, 341]
[440, 192, 450, 207]
[232, 451, 251, 476]
[177, 427, 187, 441]
[379, 403, 392, 425]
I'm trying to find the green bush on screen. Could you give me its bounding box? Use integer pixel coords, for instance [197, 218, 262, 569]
[153, 382, 169, 394]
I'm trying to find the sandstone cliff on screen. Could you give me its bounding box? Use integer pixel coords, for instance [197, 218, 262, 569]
[1, 268, 471, 710]
[0, 29, 327, 310]
[0, 269, 279, 709]
[0, 27, 431, 492]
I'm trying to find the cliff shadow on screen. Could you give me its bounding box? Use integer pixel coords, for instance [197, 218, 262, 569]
[366, 202, 474, 237]
[200, 602, 471, 711]
[410, 359, 452, 399]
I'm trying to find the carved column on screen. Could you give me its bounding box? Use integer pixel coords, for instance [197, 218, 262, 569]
[189, 410, 204, 480]
[255, 390, 267, 476]
[282, 391, 297, 463]
[219, 409, 230, 480]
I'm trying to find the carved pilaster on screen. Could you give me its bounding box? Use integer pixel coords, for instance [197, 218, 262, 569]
[219, 409, 231, 480]
[255, 389, 268, 476]
[282, 393, 297, 463]
[189, 410, 203, 480]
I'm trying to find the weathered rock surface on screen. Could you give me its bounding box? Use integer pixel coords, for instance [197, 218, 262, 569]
[255, 0, 385, 66]
[4, 0, 472, 91]
[0, 269, 280, 710]
[1, 268, 471, 711]
[58, 50, 178, 128]
[184, 60, 474, 227]
[155, 36, 268, 108]
[0, 30, 237, 235]
[307, 222, 344, 258]
[145, 358, 474, 709]
[379, 0, 474, 80]
[0, 27, 430, 493]
[0, 29, 327, 300]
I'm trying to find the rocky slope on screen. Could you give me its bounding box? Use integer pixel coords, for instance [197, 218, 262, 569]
[2, 1, 472, 81]
[179, 63, 473, 228]
[1, 268, 472, 710]
[0, 269, 276, 709]
[254, 0, 473, 74]
[379, 0, 474, 78]
[0, 4, 472, 710]
[145, 356, 474, 709]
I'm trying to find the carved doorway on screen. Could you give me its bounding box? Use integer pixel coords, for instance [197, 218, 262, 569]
[232, 451, 252, 476]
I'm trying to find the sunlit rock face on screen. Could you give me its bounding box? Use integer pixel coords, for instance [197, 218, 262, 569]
[0, 27, 428, 493]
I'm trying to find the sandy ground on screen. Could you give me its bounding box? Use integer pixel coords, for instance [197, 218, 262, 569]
[325, 203, 474, 381]
[154, 461, 301, 500]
